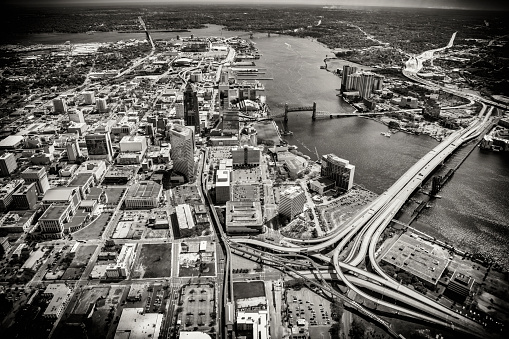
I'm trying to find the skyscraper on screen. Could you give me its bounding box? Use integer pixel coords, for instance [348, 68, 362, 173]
[169, 125, 195, 182]
[279, 186, 306, 219]
[85, 130, 114, 162]
[96, 98, 108, 113]
[83, 91, 95, 105]
[53, 98, 68, 113]
[321, 154, 355, 191]
[359, 72, 375, 99]
[68, 108, 85, 123]
[66, 138, 82, 163]
[341, 65, 357, 92]
[183, 83, 200, 134]
[21, 166, 50, 195]
[0, 152, 17, 176]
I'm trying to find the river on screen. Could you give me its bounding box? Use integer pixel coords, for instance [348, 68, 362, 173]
[9, 24, 509, 269]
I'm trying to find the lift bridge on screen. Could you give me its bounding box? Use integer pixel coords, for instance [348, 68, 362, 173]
[270, 102, 378, 121]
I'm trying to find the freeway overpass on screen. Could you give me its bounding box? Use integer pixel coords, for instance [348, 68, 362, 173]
[232, 104, 493, 337]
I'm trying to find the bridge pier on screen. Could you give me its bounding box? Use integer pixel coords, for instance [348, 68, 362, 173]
[284, 103, 289, 122]
[312, 102, 317, 120]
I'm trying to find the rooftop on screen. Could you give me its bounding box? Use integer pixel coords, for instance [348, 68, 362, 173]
[126, 181, 161, 199]
[43, 187, 79, 202]
[0, 135, 24, 148]
[382, 233, 449, 286]
[40, 204, 70, 220]
[114, 308, 162, 339]
[226, 201, 263, 227]
[280, 186, 304, 199]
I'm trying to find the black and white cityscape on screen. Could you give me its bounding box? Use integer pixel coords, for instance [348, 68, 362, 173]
[0, 1, 508, 338]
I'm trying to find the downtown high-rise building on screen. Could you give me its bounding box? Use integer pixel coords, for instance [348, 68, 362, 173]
[83, 91, 95, 105]
[53, 98, 68, 113]
[183, 83, 200, 134]
[341, 65, 358, 92]
[21, 166, 50, 195]
[66, 138, 82, 163]
[279, 186, 306, 219]
[85, 130, 114, 162]
[96, 98, 108, 113]
[169, 125, 195, 182]
[0, 152, 17, 176]
[321, 154, 355, 191]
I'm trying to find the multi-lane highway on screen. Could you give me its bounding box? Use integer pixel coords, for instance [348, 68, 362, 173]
[231, 99, 494, 337]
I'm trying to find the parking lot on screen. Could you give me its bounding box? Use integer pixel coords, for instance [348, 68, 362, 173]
[286, 288, 332, 327]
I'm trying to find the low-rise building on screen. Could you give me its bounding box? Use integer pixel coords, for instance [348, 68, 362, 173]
[0, 179, 24, 211]
[0, 210, 36, 233]
[309, 177, 335, 195]
[226, 201, 263, 234]
[105, 243, 136, 279]
[175, 204, 195, 230]
[124, 181, 162, 209]
[42, 283, 71, 319]
[236, 310, 269, 339]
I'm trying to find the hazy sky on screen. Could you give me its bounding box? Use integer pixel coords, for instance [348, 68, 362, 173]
[7, 0, 509, 11]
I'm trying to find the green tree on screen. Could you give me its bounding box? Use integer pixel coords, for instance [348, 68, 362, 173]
[349, 319, 366, 339]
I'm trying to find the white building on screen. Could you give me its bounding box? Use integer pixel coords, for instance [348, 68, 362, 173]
[215, 169, 231, 204]
[236, 311, 269, 339]
[106, 243, 136, 278]
[320, 154, 355, 191]
[0, 152, 17, 176]
[175, 204, 195, 230]
[279, 186, 306, 219]
[42, 283, 71, 319]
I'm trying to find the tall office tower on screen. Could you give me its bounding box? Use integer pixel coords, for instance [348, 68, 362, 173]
[66, 138, 82, 163]
[279, 186, 306, 219]
[222, 111, 240, 136]
[183, 83, 200, 134]
[21, 166, 50, 195]
[96, 98, 108, 113]
[231, 146, 261, 167]
[68, 108, 85, 123]
[85, 130, 114, 162]
[12, 182, 38, 210]
[359, 72, 375, 99]
[341, 65, 357, 92]
[321, 154, 355, 191]
[169, 125, 195, 182]
[373, 74, 384, 91]
[0, 152, 17, 176]
[215, 169, 231, 204]
[53, 98, 68, 113]
[83, 91, 95, 104]
[175, 102, 185, 119]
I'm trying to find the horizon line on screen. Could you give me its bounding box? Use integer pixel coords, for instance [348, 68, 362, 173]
[4, 1, 509, 12]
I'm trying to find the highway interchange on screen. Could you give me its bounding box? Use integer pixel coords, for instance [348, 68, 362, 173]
[202, 34, 501, 338]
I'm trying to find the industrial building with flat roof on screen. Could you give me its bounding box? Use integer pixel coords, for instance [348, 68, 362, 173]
[226, 201, 263, 234]
[124, 181, 162, 209]
[175, 204, 195, 230]
[114, 308, 163, 339]
[381, 233, 449, 287]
